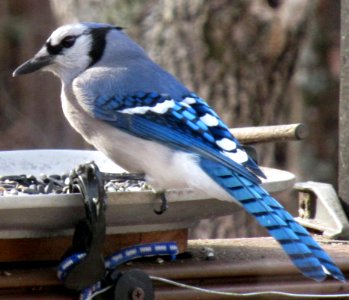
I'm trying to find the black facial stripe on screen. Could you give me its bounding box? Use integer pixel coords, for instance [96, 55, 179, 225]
[87, 27, 113, 67]
[46, 41, 64, 55]
[46, 35, 80, 55]
[45, 26, 122, 63]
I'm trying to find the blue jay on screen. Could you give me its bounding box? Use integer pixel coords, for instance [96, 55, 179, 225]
[13, 22, 344, 282]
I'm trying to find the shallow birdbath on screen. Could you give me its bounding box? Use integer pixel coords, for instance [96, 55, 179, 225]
[0, 149, 295, 262]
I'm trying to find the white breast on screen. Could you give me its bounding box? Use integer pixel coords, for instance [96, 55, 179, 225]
[60, 86, 231, 200]
[61, 86, 187, 188]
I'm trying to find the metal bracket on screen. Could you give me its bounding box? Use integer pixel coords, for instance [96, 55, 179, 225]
[294, 181, 349, 239]
[61, 162, 107, 290]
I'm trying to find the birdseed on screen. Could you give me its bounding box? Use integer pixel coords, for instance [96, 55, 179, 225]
[0, 173, 150, 196]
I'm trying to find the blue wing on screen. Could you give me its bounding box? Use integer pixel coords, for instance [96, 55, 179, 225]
[91, 91, 265, 184]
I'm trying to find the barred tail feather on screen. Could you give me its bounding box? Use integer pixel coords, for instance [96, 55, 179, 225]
[200, 158, 345, 281]
[260, 191, 345, 281]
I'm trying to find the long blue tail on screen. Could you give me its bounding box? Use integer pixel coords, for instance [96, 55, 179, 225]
[200, 158, 345, 282]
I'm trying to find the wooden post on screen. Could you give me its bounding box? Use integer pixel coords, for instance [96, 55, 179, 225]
[339, 0, 349, 210]
[231, 123, 308, 144]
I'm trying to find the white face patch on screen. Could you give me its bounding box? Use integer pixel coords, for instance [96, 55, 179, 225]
[48, 24, 87, 46]
[200, 113, 219, 127]
[44, 24, 93, 81]
[216, 138, 237, 151]
[120, 99, 175, 115]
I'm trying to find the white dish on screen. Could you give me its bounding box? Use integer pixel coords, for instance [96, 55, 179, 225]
[0, 150, 295, 238]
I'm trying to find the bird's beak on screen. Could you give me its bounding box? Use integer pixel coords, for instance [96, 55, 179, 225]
[12, 50, 53, 77]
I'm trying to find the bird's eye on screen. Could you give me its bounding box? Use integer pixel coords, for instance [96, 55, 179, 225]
[60, 36, 76, 48]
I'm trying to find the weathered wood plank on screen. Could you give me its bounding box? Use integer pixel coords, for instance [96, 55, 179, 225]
[0, 229, 188, 262]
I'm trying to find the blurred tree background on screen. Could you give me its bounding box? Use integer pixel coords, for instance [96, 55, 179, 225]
[0, 0, 340, 238]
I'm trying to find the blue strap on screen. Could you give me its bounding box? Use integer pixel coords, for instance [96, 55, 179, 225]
[105, 241, 178, 270]
[57, 252, 87, 281]
[58, 241, 179, 299]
